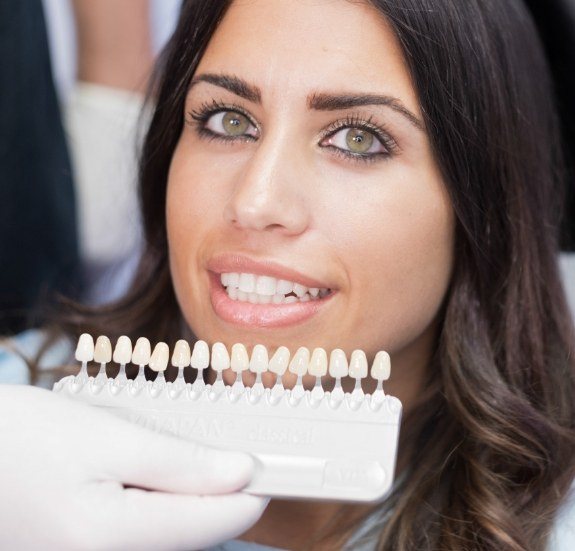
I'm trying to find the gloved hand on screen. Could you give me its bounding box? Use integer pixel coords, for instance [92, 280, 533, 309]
[0, 384, 267, 550]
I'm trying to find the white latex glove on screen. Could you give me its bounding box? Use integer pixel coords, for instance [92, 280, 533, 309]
[0, 385, 267, 550]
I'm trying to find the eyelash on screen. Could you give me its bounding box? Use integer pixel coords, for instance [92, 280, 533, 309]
[185, 101, 399, 164]
[320, 115, 398, 164]
[187, 100, 258, 143]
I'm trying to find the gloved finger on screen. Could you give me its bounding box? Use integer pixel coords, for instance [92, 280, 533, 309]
[88, 413, 255, 495]
[100, 489, 268, 551]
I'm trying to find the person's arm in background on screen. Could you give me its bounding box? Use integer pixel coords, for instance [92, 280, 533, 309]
[72, 0, 153, 93]
[66, 0, 160, 303]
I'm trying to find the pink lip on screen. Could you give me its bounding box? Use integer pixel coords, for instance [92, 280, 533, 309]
[206, 254, 336, 328]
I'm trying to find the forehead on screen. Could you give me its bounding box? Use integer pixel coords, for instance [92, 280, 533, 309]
[195, 0, 419, 113]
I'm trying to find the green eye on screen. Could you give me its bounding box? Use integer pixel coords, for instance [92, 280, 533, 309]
[203, 110, 257, 138]
[323, 126, 386, 158]
[345, 128, 374, 153]
[222, 111, 251, 136]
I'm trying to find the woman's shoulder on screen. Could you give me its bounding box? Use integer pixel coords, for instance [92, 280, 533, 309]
[0, 329, 72, 386]
[550, 483, 575, 550]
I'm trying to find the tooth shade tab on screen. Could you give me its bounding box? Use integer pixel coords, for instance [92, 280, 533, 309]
[132, 337, 151, 366]
[113, 336, 132, 365]
[191, 340, 209, 370]
[172, 340, 191, 369]
[371, 351, 391, 381]
[93, 336, 111, 364]
[269, 346, 290, 375]
[349, 350, 368, 379]
[75, 333, 94, 363]
[329, 349, 349, 378]
[309, 348, 328, 377]
[289, 347, 310, 376]
[211, 342, 230, 372]
[149, 342, 169, 372]
[231, 343, 250, 372]
[250, 344, 269, 373]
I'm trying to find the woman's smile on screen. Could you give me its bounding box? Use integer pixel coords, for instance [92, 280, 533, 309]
[207, 253, 337, 328]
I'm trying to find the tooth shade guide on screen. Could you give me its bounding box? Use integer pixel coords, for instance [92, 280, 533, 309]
[71, 335, 392, 397]
[57, 339, 402, 502]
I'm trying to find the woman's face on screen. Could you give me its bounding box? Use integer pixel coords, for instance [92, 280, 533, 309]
[167, 0, 454, 395]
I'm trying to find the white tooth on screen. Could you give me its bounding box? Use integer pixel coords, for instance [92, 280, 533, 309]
[132, 337, 151, 365]
[276, 279, 293, 294]
[300, 294, 310, 302]
[237, 290, 248, 301]
[293, 283, 308, 297]
[75, 333, 94, 363]
[171, 339, 191, 369]
[227, 286, 238, 300]
[285, 296, 298, 304]
[258, 294, 272, 304]
[349, 349, 368, 379]
[250, 344, 269, 373]
[272, 293, 284, 304]
[191, 340, 209, 370]
[309, 348, 328, 377]
[113, 336, 132, 364]
[211, 342, 230, 371]
[371, 351, 391, 381]
[94, 336, 112, 364]
[268, 346, 290, 375]
[288, 346, 310, 376]
[230, 343, 250, 372]
[228, 272, 240, 287]
[329, 349, 349, 378]
[309, 287, 320, 297]
[221, 273, 230, 286]
[239, 273, 256, 293]
[255, 275, 277, 295]
[248, 292, 259, 304]
[149, 342, 169, 372]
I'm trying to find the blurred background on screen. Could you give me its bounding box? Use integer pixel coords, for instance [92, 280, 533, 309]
[0, 0, 181, 334]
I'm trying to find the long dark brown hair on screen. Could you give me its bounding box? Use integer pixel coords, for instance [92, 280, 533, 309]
[58, 0, 575, 549]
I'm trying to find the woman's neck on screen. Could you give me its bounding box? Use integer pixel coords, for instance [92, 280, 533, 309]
[240, 500, 374, 550]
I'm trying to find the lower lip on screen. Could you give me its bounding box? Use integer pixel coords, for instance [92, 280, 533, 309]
[208, 272, 334, 328]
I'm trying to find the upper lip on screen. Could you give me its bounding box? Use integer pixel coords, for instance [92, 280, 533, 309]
[207, 253, 335, 290]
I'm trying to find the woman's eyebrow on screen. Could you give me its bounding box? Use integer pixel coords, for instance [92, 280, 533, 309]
[189, 73, 261, 103]
[189, 73, 424, 131]
[308, 93, 424, 131]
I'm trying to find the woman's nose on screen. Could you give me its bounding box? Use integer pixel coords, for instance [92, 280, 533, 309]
[222, 138, 310, 236]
